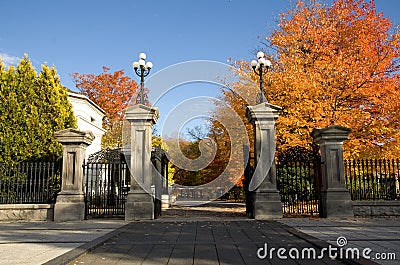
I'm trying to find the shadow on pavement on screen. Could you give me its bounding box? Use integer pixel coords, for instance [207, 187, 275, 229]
[159, 200, 248, 220]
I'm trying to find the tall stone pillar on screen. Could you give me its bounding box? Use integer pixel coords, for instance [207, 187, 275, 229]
[246, 103, 282, 219]
[54, 128, 94, 222]
[124, 104, 159, 221]
[311, 125, 353, 217]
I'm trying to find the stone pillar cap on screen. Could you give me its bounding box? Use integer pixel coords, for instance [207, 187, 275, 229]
[246, 102, 282, 123]
[125, 104, 159, 123]
[55, 128, 95, 145]
[311, 125, 351, 143]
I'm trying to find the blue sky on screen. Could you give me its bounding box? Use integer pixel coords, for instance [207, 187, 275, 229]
[1, 0, 288, 88]
[1, 0, 399, 137]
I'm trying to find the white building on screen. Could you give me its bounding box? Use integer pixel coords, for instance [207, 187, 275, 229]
[68, 91, 106, 158]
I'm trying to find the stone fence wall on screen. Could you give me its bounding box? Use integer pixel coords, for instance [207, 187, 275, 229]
[0, 204, 54, 221]
[2, 200, 400, 221]
[353, 201, 400, 217]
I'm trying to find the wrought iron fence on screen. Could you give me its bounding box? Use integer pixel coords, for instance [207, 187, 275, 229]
[276, 159, 320, 217]
[0, 161, 62, 204]
[344, 159, 400, 200]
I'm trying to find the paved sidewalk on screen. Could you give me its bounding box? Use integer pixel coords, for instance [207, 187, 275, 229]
[0, 220, 126, 265]
[68, 220, 343, 265]
[280, 218, 400, 265]
[2, 202, 398, 265]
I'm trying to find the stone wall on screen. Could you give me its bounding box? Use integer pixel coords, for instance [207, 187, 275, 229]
[0, 204, 54, 221]
[353, 201, 400, 217]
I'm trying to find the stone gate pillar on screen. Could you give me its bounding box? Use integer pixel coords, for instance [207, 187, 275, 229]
[124, 104, 159, 221]
[54, 128, 94, 222]
[311, 125, 353, 217]
[246, 103, 282, 219]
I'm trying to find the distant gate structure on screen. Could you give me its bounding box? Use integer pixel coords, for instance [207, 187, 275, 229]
[83, 148, 130, 218]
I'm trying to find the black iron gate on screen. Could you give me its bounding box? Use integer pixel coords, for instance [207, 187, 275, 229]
[151, 146, 169, 218]
[83, 149, 130, 219]
[276, 156, 321, 217]
[243, 145, 255, 218]
[244, 146, 321, 218]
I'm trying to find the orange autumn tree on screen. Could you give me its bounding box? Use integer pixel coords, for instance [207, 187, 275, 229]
[218, 0, 400, 159]
[208, 97, 253, 187]
[72, 66, 138, 147]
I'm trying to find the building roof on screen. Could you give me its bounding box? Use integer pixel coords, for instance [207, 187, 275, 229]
[67, 90, 106, 115]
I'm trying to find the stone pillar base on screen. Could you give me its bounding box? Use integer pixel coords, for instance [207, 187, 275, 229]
[320, 189, 353, 218]
[254, 190, 282, 219]
[161, 194, 169, 210]
[125, 191, 154, 221]
[54, 193, 85, 222]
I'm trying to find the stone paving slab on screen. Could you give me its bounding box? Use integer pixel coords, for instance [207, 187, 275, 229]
[280, 218, 400, 265]
[0, 220, 127, 265]
[68, 221, 345, 265]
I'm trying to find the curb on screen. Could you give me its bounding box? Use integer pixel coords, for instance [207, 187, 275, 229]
[284, 226, 378, 265]
[42, 223, 130, 265]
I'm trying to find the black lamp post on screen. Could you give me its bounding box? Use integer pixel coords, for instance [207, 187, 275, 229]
[133, 52, 153, 105]
[251, 51, 271, 103]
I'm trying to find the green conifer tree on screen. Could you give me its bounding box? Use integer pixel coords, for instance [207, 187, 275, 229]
[0, 55, 76, 163]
